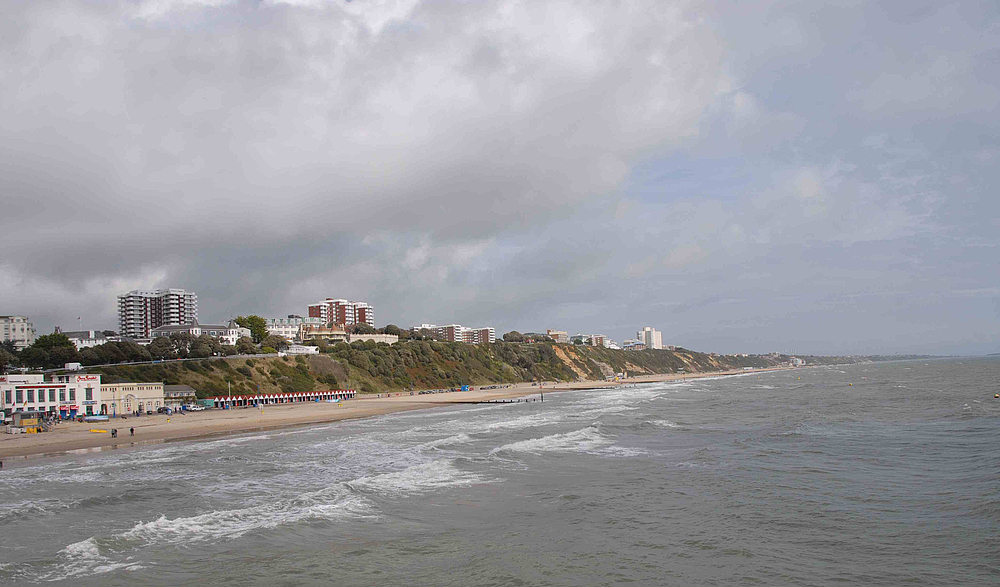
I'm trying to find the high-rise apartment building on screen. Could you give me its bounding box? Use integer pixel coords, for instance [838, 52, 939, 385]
[307, 299, 375, 328]
[412, 324, 495, 344]
[0, 316, 36, 351]
[637, 327, 662, 350]
[117, 289, 198, 338]
[463, 327, 496, 345]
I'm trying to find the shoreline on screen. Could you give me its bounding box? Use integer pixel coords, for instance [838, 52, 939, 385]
[0, 367, 792, 462]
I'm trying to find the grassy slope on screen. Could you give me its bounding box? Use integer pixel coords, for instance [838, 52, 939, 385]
[86, 342, 867, 398]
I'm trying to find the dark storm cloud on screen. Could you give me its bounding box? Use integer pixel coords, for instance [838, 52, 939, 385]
[1, 0, 997, 354]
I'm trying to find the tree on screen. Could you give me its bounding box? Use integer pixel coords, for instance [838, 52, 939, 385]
[101, 330, 117, 337]
[380, 324, 403, 337]
[235, 336, 257, 355]
[261, 334, 289, 351]
[0, 349, 18, 373]
[169, 332, 195, 354]
[196, 334, 222, 356]
[117, 340, 151, 362]
[188, 342, 212, 359]
[220, 344, 238, 356]
[20, 347, 49, 368]
[147, 337, 174, 359]
[97, 343, 127, 364]
[349, 323, 377, 335]
[33, 333, 74, 351]
[49, 345, 81, 368]
[0, 340, 19, 355]
[234, 315, 268, 344]
[503, 331, 525, 343]
[80, 348, 101, 366]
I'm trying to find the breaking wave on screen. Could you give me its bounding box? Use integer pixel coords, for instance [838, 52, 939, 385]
[348, 459, 490, 495]
[490, 426, 613, 455]
[122, 484, 373, 545]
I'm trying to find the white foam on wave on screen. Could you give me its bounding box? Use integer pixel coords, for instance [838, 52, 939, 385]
[122, 484, 373, 546]
[425, 411, 561, 436]
[650, 419, 679, 428]
[572, 404, 640, 419]
[40, 537, 144, 582]
[0, 498, 74, 523]
[348, 459, 491, 495]
[417, 433, 473, 450]
[490, 426, 612, 455]
[480, 413, 560, 432]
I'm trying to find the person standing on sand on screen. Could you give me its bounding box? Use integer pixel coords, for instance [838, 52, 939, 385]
[130, 427, 134, 436]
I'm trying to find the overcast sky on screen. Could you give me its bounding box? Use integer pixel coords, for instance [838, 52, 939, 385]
[2, 0, 998, 355]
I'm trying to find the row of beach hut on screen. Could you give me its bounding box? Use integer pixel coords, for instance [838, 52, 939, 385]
[207, 389, 355, 408]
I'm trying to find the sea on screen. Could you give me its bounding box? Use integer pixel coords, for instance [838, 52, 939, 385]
[1, 357, 997, 586]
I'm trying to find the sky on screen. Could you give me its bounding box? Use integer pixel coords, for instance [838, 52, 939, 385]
[2, 0, 998, 356]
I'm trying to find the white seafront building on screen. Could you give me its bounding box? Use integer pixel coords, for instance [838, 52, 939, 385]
[61, 330, 108, 350]
[1, 373, 103, 418]
[150, 319, 250, 346]
[266, 316, 325, 342]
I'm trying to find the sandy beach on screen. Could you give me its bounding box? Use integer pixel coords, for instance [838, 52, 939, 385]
[0, 367, 788, 460]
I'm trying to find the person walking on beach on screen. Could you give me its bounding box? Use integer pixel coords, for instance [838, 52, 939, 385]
[130, 427, 134, 436]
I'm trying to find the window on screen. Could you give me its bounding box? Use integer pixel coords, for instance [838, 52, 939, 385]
[69, 389, 76, 401]
[59, 389, 65, 402]
[49, 390, 56, 402]
[4, 390, 10, 404]
[85, 388, 93, 401]
[15, 390, 23, 403]
[26, 389, 34, 403]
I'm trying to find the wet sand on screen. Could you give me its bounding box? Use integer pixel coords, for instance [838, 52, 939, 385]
[0, 367, 790, 460]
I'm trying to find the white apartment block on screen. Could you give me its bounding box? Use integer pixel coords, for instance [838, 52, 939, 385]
[118, 289, 198, 338]
[1, 315, 36, 351]
[637, 327, 662, 350]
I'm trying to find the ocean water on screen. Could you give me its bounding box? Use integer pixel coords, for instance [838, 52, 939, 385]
[1, 358, 998, 586]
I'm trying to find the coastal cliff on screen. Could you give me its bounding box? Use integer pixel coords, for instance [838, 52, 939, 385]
[85, 342, 868, 398]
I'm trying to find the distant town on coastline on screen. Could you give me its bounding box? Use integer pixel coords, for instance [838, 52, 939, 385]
[1, 288, 934, 420]
[2, 288, 681, 369]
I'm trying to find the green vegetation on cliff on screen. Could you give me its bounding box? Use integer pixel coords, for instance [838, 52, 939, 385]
[83, 341, 872, 398]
